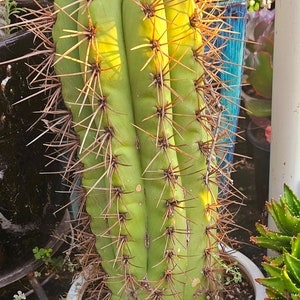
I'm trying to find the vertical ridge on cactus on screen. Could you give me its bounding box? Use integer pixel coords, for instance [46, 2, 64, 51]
[122, 1, 190, 297]
[0, 0, 245, 298]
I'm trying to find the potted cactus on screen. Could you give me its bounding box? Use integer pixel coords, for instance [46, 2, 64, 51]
[251, 184, 300, 299]
[0, 0, 267, 299]
[51, 1, 236, 297]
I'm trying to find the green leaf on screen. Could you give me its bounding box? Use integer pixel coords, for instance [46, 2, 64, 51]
[282, 266, 300, 294]
[248, 51, 273, 99]
[252, 236, 291, 253]
[292, 235, 300, 259]
[253, 223, 292, 252]
[268, 201, 300, 236]
[256, 276, 286, 296]
[262, 262, 282, 277]
[285, 252, 300, 285]
[244, 97, 272, 117]
[283, 184, 300, 217]
[255, 35, 274, 55]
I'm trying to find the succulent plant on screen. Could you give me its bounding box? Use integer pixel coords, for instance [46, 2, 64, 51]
[242, 6, 275, 143]
[251, 184, 300, 299]
[245, 8, 274, 99]
[1, 0, 245, 298]
[243, 8, 274, 118]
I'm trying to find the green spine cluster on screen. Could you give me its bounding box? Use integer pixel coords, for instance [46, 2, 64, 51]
[52, 0, 227, 298]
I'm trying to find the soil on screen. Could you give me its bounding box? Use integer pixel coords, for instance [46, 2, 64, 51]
[224, 277, 255, 300]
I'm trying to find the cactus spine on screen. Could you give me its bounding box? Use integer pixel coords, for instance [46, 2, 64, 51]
[1, 0, 240, 298]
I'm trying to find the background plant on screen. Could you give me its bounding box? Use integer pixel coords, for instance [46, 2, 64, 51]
[247, 0, 274, 11]
[13, 291, 26, 300]
[33, 247, 53, 266]
[243, 6, 274, 126]
[242, 3, 274, 145]
[32, 246, 79, 276]
[251, 184, 300, 299]
[0, 0, 26, 37]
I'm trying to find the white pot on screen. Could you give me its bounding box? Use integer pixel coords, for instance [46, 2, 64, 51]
[224, 246, 267, 300]
[67, 247, 267, 300]
[66, 265, 94, 300]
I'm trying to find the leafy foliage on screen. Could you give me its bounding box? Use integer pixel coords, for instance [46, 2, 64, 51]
[252, 185, 300, 299]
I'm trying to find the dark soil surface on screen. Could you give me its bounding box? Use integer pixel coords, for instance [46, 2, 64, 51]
[229, 114, 268, 272]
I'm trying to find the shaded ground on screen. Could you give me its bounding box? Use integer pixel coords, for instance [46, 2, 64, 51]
[229, 113, 269, 271]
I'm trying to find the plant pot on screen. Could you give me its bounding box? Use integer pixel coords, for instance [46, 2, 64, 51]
[66, 246, 267, 300]
[246, 121, 270, 208]
[0, 31, 71, 296]
[223, 246, 267, 299]
[0, 209, 70, 289]
[66, 265, 95, 300]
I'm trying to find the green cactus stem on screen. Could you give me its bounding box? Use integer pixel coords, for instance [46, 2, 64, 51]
[52, 0, 228, 298]
[0, 0, 243, 299]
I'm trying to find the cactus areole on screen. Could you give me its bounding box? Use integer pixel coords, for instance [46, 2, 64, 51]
[52, 0, 235, 298]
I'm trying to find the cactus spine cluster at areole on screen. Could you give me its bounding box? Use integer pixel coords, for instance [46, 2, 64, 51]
[2, 0, 241, 299]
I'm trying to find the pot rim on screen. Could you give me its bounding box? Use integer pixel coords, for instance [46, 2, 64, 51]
[247, 121, 271, 152]
[0, 30, 35, 63]
[0, 209, 70, 288]
[223, 245, 267, 300]
[67, 245, 267, 300]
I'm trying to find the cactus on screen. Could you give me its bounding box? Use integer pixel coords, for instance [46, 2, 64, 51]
[1, 0, 245, 298]
[251, 184, 300, 299]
